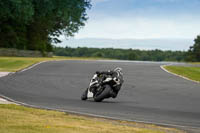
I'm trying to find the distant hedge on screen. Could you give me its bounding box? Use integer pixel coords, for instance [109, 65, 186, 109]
[53, 46, 187, 62]
[0, 48, 53, 57]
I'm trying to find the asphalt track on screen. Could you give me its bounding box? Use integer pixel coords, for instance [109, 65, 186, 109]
[0, 60, 200, 131]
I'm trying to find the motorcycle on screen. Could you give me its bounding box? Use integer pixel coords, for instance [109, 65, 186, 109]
[81, 72, 123, 102]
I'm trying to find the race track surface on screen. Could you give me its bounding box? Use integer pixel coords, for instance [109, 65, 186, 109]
[0, 60, 200, 129]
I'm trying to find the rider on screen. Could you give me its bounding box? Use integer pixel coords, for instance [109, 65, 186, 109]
[96, 67, 124, 98]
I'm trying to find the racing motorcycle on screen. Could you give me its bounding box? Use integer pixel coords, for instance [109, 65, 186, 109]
[81, 71, 123, 102]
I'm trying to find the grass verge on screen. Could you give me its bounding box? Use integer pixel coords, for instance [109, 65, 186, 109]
[164, 66, 200, 82]
[0, 56, 106, 72]
[0, 104, 184, 133]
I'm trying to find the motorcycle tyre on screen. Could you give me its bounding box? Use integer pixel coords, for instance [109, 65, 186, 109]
[81, 89, 88, 100]
[94, 85, 111, 102]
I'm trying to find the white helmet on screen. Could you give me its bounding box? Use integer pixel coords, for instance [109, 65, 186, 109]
[114, 67, 122, 74]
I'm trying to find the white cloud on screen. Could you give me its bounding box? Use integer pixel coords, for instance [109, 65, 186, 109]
[74, 16, 200, 39]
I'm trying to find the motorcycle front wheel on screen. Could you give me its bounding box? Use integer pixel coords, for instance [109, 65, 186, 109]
[94, 85, 111, 102]
[81, 89, 88, 100]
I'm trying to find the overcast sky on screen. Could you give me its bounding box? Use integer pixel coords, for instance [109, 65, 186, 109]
[59, 0, 200, 50]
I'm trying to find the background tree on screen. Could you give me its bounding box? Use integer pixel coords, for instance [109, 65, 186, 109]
[187, 35, 200, 62]
[0, 0, 34, 49]
[0, 0, 91, 52]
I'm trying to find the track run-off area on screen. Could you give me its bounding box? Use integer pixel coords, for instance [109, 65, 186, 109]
[0, 60, 200, 130]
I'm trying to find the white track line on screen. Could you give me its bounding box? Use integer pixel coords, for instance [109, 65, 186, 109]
[160, 64, 200, 83]
[0, 72, 10, 77]
[18, 60, 68, 73]
[0, 72, 15, 104]
[19, 61, 49, 72]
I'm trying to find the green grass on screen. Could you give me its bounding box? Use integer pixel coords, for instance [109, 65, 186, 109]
[0, 104, 183, 133]
[164, 66, 200, 82]
[0, 56, 107, 72]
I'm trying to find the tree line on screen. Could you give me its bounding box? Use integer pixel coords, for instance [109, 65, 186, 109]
[53, 35, 200, 62]
[0, 0, 91, 52]
[54, 46, 187, 62]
